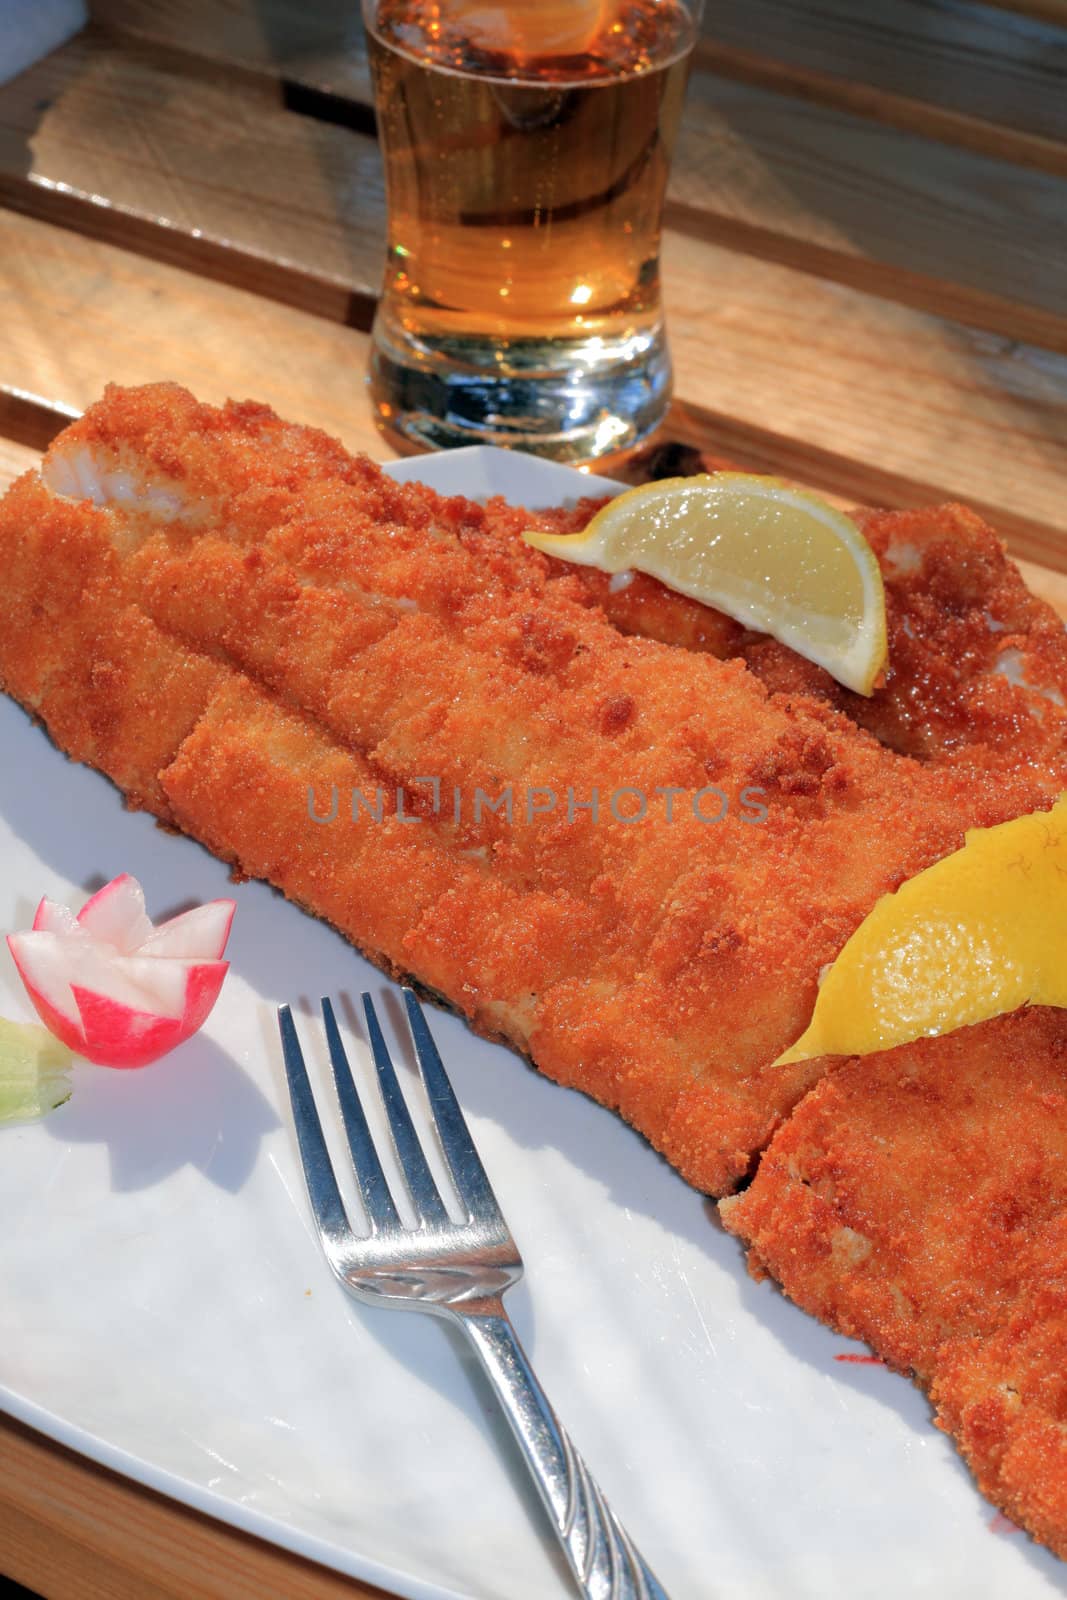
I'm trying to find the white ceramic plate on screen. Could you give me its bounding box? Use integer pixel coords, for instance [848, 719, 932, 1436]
[2, 447, 1065, 1600]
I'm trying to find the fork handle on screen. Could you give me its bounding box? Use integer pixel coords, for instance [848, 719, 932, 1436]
[457, 1304, 671, 1600]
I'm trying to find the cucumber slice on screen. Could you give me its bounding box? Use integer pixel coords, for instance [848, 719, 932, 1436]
[0, 1017, 73, 1122]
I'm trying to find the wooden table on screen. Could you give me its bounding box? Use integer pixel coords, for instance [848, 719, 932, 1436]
[1, 1, 1066, 1595]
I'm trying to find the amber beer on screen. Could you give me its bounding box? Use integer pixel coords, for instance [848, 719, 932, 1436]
[365, 0, 699, 460]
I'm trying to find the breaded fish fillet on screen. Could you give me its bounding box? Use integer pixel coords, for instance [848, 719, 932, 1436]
[538, 503, 1067, 775]
[720, 1007, 1067, 1558]
[1, 382, 1065, 1202]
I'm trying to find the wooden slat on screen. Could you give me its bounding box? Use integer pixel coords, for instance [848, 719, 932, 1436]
[18, 24, 1067, 355]
[694, 44, 1067, 183]
[90, 0, 1067, 189]
[671, 72, 1067, 351]
[1019, 557, 1067, 615]
[91, 0, 1067, 180]
[90, 0, 373, 101]
[92, 0, 1067, 167]
[0, 385, 76, 451]
[0, 436, 39, 487]
[3, 207, 1067, 565]
[0, 30, 385, 327]
[699, 0, 1067, 155]
[0, 212, 384, 456]
[984, 0, 1067, 25]
[0, 1415, 389, 1600]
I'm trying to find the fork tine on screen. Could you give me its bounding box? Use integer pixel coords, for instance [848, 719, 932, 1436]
[362, 993, 451, 1229]
[402, 988, 504, 1228]
[277, 1005, 352, 1251]
[321, 998, 402, 1236]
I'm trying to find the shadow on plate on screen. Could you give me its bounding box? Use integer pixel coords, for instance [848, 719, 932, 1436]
[43, 1034, 279, 1195]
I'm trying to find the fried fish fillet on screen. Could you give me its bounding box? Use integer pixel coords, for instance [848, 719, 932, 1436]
[720, 1007, 1067, 1558]
[4, 382, 1064, 1200]
[6, 383, 1067, 1556]
[538, 502, 1067, 775]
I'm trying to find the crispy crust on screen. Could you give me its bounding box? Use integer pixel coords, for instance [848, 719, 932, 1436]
[721, 1008, 1067, 1556]
[576, 500, 1067, 774]
[934, 1275, 1067, 1559]
[3, 384, 1066, 1201]
[6, 382, 1067, 1555]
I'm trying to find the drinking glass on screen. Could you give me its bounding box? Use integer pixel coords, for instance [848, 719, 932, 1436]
[363, 0, 703, 462]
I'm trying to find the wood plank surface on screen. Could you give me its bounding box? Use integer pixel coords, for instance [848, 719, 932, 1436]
[89, 0, 1067, 186]
[694, 41, 1067, 182]
[1019, 557, 1067, 616]
[0, 30, 384, 327]
[662, 235, 1067, 567]
[91, 0, 374, 101]
[0, 1414, 389, 1600]
[984, 0, 1067, 25]
[9, 25, 1067, 355]
[0, 436, 39, 487]
[3, 207, 1066, 563]
[0, 212, 384, 456]
[96, 0, 1067, 181]
[92, 0, 1067, 163]
[699, 0, 1067, 151]
[671, 72, 1067, 349]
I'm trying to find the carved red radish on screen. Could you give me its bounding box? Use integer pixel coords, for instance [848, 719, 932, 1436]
[8, 873, 235, 1068]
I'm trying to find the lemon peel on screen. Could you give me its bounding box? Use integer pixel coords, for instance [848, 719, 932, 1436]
[776, 793, 1067, 1066]
[464, 0, 610, 57]
[523, 473, 887, 695]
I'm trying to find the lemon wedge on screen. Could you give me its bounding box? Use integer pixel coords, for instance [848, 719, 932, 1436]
[523, 474, 887, 695]
[462, 1, 610, 58]
[776, 793, 1067, 1065]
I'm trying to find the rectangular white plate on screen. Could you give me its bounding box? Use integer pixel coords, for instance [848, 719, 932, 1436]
[1, 446, 1065, 1600]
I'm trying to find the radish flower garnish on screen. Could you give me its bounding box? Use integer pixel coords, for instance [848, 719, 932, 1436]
[7, 874, 235, 1069]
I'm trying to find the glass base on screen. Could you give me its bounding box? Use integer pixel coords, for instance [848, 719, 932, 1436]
[369, 306, 672, 464]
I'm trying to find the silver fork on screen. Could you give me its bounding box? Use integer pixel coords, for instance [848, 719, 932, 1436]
[278, 988, 670, 1600]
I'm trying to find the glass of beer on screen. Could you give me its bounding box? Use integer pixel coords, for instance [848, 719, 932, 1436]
[364, 0, 703, 462]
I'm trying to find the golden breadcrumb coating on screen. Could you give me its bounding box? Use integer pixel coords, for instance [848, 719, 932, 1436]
[934, 1275, 1067, 1561]
[2, 383, 1066, 1202]
[721, 1008, 1067, 1558]
[544, 502, 1067, 776]
[5, 381, 1067, 1556]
